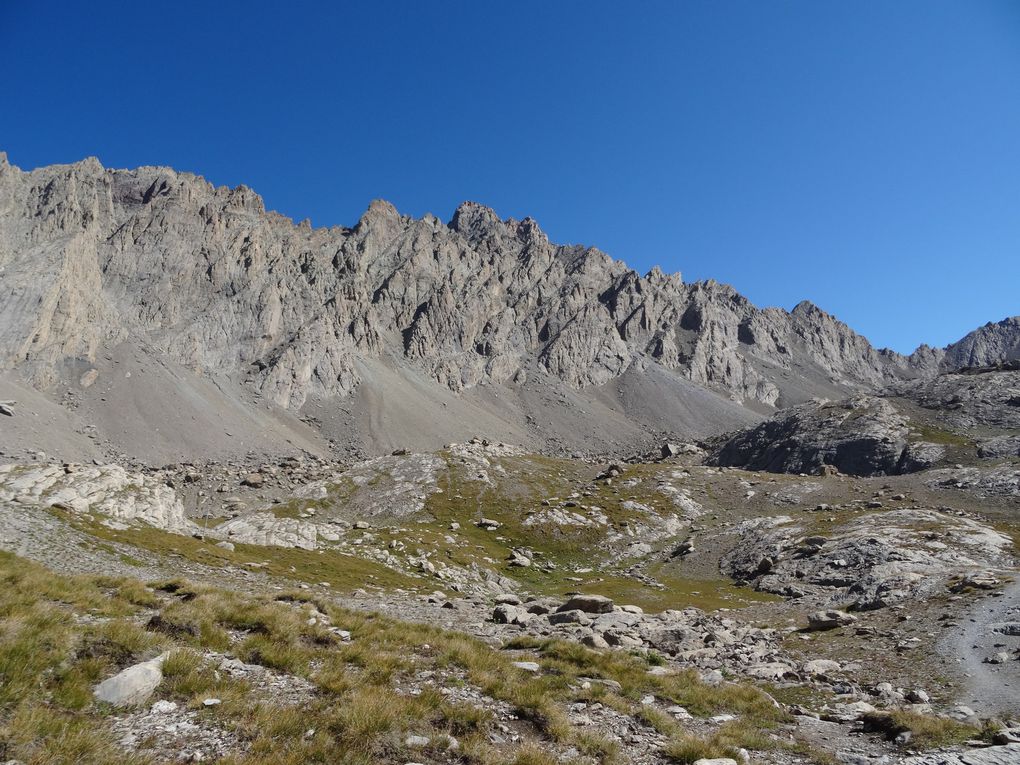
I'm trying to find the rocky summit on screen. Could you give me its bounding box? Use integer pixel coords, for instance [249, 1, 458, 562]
[1, 154, 1019, 765]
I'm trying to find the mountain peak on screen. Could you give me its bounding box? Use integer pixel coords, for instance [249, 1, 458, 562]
[449, 200, 503, 237]
[791, 299, 820, 317]
[355, 199, 402, 232]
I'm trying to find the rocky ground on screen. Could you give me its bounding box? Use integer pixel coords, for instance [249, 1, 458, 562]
[1, 380, 1018, 765]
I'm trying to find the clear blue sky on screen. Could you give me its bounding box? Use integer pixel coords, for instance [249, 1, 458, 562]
[2, 1, 1018, 353]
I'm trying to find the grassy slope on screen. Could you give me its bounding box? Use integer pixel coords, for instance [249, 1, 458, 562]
[0, 551, 824, 765]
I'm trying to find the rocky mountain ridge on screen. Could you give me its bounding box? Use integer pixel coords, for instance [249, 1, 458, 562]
[1, 152, 1017, 461]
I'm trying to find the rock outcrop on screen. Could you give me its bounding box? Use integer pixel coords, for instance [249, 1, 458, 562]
[926, 465, 1020, 498]
[711, 396, 943, 476]
[0, 462, 196, 533]
[214, 513, 320, 550]
[722, 510, 1013, 609]
[894, 368, 1020, 431]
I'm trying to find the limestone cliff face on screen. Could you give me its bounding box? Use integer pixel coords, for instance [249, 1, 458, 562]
[0, 154, 1005, 413]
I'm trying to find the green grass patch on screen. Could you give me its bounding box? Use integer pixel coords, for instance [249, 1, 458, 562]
[49, 507, 423, 594]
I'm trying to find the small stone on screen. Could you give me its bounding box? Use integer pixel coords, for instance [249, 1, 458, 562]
[512, 661, 541, 673]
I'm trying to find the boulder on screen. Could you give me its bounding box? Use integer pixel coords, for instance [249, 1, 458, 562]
[581, 633, 610, 649]
[493, 604, 531, 626]
[557, 594, 614, 614]
[807, 610, 857, 631]
[240, 473, 265, 488]
[803, 659, 841, 676]
[898, 441, 946, 472]
[978, 435, 1020, 459]
[93, 654, 167, 706]
[549, 609, 592, 626]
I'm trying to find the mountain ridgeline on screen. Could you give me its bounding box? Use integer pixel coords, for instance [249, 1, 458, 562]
[0, 153, 1017, 461]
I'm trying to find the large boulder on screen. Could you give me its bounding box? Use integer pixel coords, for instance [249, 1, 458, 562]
[492, 604, 532, 625]
[897, 441, 946, 472]
[93, 654, 167, 706]
[556, 594, 614, 614]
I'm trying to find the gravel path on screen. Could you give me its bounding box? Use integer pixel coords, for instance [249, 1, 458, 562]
[940, 576, 1020, 718]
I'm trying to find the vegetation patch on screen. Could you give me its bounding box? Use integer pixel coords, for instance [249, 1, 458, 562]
[0, 551, 821, 765]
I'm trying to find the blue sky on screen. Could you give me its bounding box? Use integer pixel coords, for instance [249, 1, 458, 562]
[2, 1, 1018, 353]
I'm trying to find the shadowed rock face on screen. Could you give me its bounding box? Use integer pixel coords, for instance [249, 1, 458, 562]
[0, 154, 939, 414]
[710, 396, 942, 476]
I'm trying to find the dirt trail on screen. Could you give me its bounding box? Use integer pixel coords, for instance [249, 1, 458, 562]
[941, 575, 1020, 718]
